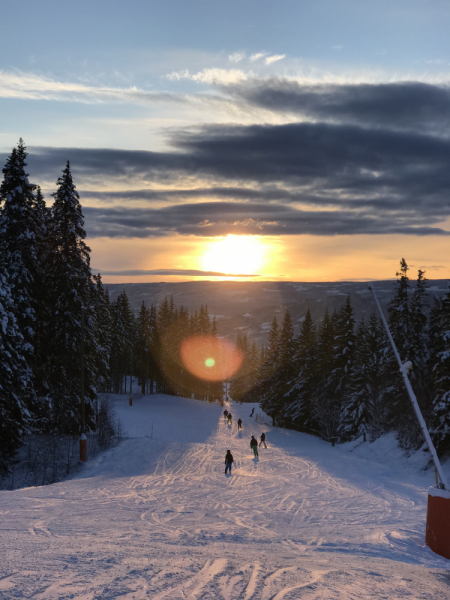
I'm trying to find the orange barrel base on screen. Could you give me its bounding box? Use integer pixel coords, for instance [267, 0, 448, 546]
[79, 435, 87, 463]
[129, 396, 133, 406]
[426, 486, 450, 559]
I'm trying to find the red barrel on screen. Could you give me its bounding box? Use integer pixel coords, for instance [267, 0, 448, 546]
[426, 486, 450, 559]
[79, 435, 87, 463]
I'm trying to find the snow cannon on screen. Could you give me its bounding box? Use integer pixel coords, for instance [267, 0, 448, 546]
[369, 285, 450, 559]
[80, 434, 87, 463]
[426, 487, 450, 559]
[129, 396, 133, 406]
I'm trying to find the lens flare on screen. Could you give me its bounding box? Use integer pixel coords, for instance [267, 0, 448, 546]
[181, 335, 243, 381]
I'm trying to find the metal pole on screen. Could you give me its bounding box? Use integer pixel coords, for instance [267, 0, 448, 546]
[369, 285, 448, 489]
[80, 306, 87, 462]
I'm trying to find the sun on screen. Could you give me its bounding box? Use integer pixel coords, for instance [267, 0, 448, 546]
[201, 235, 265, 275]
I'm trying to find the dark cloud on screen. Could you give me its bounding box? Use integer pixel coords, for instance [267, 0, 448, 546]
[83, 203, 450, 238]
[2, 81, 450, 239]
[92, 268, 259, 277]
[22, 122, 450, 210]
[223, 79, 450, 135]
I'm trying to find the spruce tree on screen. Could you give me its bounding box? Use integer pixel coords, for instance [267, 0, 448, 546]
[330, 297, 355, 401]
[92, 274, 112, 393]
[386, 259, 421, 447]
[110, 290, 135, 393]
[312, 308, 338, 439]
[0, 140, 38, 414]
[366, 313, 388, 438]
[285, 309, 317, 432]
[431, 291, 450, 454]
[388, 258, 411, 361]
[32, 186, 52, 407]
[339, 318, 372, 441]
[409, 269, 431, 416]
[260, 312, 294, 425]
[44, 162, 97, 433]
[0, 269, 28, 473]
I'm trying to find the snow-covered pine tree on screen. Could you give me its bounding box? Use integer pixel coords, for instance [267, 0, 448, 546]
[330, 297, 355, 403]
[431, 290, 450, 455]
[247, 341, 260, 395]
[310, 308, 336, 439]
[44, 161, 98, 433]
[260, 312, 295, 425]
[135, 301, 150, 394]
[285, 309, 318, 432]
[31, 185, 52, 409]
[339, 318, 373, 441]
[157, 297, 176, 394]
[258, 316, 280, 410]
[388, 258, 411, 361]
[92, 274, 112, 393]
[409, 269, 432, 417]
[229, 333, 250, 401]
[386, 259, 421, 447]
[110, 290, 135, 393]
[0, 140, 39, 415]
[365, 313, 388, 438]
[0, 269, 28, 474]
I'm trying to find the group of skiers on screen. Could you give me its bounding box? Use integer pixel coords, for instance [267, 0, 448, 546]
[223, 409, 243, 431]
[223, 408, 267, 474]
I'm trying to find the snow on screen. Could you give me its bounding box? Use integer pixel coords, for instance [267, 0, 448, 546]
[428, 486, 450, 499]
[243, 313, 252, 318]
[1, 393, 450, 599]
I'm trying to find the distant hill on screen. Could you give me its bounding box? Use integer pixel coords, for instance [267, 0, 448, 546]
[104, 280, 449, 345]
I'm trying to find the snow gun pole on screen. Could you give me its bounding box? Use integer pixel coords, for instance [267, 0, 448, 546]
[368, 285, 448, 490]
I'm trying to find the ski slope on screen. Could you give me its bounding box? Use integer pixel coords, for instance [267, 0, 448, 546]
[1, 394, 450, 599]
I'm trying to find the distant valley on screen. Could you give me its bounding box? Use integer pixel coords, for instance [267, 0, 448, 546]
[105, 279, 450, 345]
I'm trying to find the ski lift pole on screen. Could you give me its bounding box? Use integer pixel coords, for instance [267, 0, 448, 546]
[369, 285, 448, 490]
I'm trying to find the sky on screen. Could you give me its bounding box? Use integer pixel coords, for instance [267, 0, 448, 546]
[1, 0, 450, 282]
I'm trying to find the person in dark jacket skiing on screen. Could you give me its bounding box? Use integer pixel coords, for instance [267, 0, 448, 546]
[227, 413, 232, 425]
[250, 408, 255, 417]
[237, 418, 242, 430]
[250, 435, 258, 457]
[223, 409, 228, 421]
[225, 450, 234, 474]
[259, 432, 267, 448]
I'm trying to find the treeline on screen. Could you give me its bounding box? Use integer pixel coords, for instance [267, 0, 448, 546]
[107, 291, 222, 401]
[231, 260, 450, 456]
[0, 141, 220, 475]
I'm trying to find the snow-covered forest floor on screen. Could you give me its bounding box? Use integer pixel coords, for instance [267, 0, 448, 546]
[2, 394, 450, 599]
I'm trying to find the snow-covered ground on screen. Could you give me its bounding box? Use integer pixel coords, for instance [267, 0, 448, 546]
[1, 394, 450, 599]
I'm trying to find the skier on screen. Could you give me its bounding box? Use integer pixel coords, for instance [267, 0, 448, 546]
[259, 432, 267, 448]
[224, 450, 234, 474]
[227, 413, 232, 425]
[250, 435, 258, 458]
[237, 418, 242, 430]
[250, 407, 255, 417]
[223, 409, 229, 421]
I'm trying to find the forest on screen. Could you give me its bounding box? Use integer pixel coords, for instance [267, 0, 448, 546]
[1, 140, 450, 478]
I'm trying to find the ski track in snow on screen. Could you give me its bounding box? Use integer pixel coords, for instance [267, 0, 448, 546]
[1, 394, 450, 599]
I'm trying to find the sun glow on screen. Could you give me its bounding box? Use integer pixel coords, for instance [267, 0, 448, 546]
[201, 235, 265, 275]
[180, 336, 243, 381]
